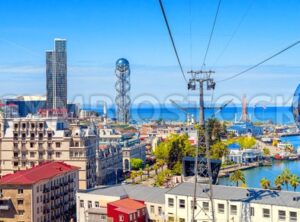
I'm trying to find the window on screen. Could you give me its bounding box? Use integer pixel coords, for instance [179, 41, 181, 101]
[168, 216, 174, 222]
[168, 198, 174, 207]
[17, 199, 24, 205]
[95, 201, 99, 208]
[150, 205, 154, 213]
[179, 219, 185, 222]
[218, 204, 225, 214]
[129, 214, 133, 220]
[230, 205, 237, 215]
[119, 215, 124, 221]
[30, 143, 34, 148]
[203, 202, 209, 211]
[179, 199, 185, 208]
[263, 208, 270, 218]
[88, 201, 92, 208]
[55, 152, 61, 158]
[18, 189, 23, 194]
[18, 210, 25, 215]
[30, 152, 35, 157]
[278, 210, 286, 220]
[137, 209, 140, 217]
[290, 211, 297, 221]
[80, 200, 84, 208]
[250, 207, 255, 216]
[158, 206, 162, 215]
[56, 142, 61, 148]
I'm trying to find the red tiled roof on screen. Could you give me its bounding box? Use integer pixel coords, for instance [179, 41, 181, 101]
[0, 161, 79, 185]
[110, 198, 145, 211]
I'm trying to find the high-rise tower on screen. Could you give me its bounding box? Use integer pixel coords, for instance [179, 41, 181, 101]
[115, 58, 131, 123]
[46, 38, 67, 110]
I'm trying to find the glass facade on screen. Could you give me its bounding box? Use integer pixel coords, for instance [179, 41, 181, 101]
[46, 39, 67, 109]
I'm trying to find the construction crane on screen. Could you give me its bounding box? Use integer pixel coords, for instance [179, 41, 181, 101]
[169, 99, 195, 125]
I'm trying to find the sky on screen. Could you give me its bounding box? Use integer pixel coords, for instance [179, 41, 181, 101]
[0, 0, 300, 106]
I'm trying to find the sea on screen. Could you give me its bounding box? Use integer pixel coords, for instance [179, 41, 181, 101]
[83, 105, 294, 125]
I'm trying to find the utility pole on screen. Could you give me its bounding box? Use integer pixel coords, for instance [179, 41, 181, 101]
[188, 70, 216, 222]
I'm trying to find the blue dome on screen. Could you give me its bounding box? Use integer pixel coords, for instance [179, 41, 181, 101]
[116, 58, 129, 66]
[292, 84, 300, 128]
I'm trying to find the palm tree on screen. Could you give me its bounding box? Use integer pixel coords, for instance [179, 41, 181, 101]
[260, 177, 271, 189]
[138, 169, 143, 181]
[153, 164, 159, 175]
[281, 168, 291, 190]
[289, 174, 300, 192]
[274, 175, 283, 190]
[157, 159, 165, 171]
[229, 170, 246, 187]
[144, 164, 151, 178]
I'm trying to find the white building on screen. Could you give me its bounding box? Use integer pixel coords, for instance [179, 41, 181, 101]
[165, 182, 299, 222]
[227, 148, 262, 164]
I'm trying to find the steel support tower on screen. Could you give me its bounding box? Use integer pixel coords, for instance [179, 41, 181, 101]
[188, 70, 216, 222]
[115, 58, 131, 124]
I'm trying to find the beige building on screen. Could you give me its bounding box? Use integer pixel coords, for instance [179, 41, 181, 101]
[76, 184, 167, 222]
[0, 161, 79, 222]
[0, 115, 97, 189]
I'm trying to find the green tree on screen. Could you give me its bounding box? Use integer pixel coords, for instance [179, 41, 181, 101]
[229, 170, 246, 187]
[289, 174, 300, 192]
[172, 162, 182, 175]
[281, 168, 292, 190]
[210, 141, 229, 159]
[130, 158, 143, 170]
[154, 134, 194, 171]
[263, 147, 270, 156]
[260, 177, 271, 189]
[236, 136, 256, 149]
[206, 118, 226, 143]
[274, 175, 283, 190]
[130, 171, 138, 183]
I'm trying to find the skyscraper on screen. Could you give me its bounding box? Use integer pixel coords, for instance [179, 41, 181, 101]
[46, 38, 67, 110]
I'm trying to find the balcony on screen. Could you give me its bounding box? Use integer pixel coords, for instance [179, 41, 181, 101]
[13, 148, 20, 152]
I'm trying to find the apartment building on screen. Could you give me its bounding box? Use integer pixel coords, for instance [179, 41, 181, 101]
[165, 182, 299, 222]
[97, 144, 122, 185]
[0, 116, 97, 189]
[76, 184, 167, 222]
[98, 128, 146, 174]
[0, 161, 79, 222]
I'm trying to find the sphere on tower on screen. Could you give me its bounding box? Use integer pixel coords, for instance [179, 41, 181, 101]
[115, 58, 131, 124]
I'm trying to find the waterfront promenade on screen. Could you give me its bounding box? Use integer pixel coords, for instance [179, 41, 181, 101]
[219, 162, 259, 177]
